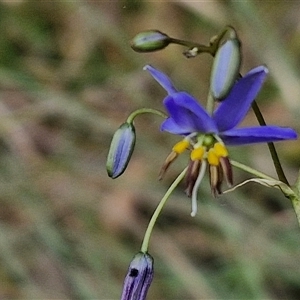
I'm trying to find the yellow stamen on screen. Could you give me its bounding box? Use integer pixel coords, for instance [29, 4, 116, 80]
[172, 139, 190, 154]
[214, 142, 228, 157]
[190, 146, 205, 161]
[207, 148, 219, 166]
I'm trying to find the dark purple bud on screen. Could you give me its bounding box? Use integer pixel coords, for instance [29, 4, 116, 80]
[121, 252, 154, 300]
[106, 122, 136, 179]
[131, 30, 171, 52]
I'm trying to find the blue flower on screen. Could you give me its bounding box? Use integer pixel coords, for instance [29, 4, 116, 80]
[144, 65, 297, 216]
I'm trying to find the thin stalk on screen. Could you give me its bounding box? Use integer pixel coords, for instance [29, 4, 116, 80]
[168, 26, 230, 57]
[141, 167, 187, 253]
[251, 100, 289, 185]
[230, 159, 276, 181]
[169, 38, 213, 55]
[206, 92, 215, 115]
[127, 108, 167, 124]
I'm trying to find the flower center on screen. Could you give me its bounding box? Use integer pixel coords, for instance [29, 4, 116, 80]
[160, 133, 233, 215]
[172, 134, 229, 166]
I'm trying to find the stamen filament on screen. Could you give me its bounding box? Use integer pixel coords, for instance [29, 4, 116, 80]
[191, 160, 207, 217]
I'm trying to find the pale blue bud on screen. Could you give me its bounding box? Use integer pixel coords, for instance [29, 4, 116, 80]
[210, 38, 241, 100]
[106, 122, 136, 179]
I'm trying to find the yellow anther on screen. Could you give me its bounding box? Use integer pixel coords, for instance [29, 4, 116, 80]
[190, 146, 205, 161]
[214, 142, 228, 157]
[172, 139, 190, 154]
[207, 148, 219, 166]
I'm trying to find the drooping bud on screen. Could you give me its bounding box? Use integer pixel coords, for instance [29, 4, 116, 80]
[106, 122, 136, 179]
[131, 30, 171, 53]
[121, 252, 154, 300]
[210, 38, 241, 100]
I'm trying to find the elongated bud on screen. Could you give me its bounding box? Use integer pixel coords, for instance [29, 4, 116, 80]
[131, 30, 171, 52]
[121, 252, 154, 300]
[106, 122, 136, 179]
[210, 38, 241, 100]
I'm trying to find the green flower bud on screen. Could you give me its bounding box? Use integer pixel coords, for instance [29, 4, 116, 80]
[106, 122, 136, 179]
[210, 38, 241, 100]
[131, 30, 171, 52]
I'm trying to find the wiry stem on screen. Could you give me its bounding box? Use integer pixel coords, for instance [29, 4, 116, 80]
[141, 167, 187, 253]
[251, 100, 289, 185]
[127, 108, 167, 124]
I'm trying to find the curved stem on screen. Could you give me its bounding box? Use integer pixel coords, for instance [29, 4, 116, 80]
[126, 108, 167, 124]
[251, 100, 289, 185]
[169, 38, 213, 55]
[140, 167, 187, 253]
[169, 26, 231, 57]
[230, 159, 276, 181]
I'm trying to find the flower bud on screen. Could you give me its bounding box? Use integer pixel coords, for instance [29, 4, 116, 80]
[210, 38, 241, 100]
[121, 252, 154, 300]
[106, 122, 136, 179]
[131, 30, 171, 52]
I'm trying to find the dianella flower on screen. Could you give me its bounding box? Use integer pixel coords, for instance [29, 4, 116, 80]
[144, 65, 297, 216]
[120, 252, 154, 300]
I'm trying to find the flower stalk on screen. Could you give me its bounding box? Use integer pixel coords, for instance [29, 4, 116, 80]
[141, 167, 187, 253]
[126, 108, 167, 124]
[251, 100, 289, 185]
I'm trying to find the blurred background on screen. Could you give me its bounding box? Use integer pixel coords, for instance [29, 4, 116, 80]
[0, 1, 300, 299]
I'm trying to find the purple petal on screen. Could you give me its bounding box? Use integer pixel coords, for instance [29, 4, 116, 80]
[221, 126, 297, 145]
[143, 65, 177, 95]
[161, 92, 217, 135]
[161, 118, 192, 135]
[213, 65, 269, 132]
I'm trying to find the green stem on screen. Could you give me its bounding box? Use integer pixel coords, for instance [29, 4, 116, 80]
[232, 159, 300, 227]
[206, 91, 215, 115]
[230, 159, 276, 181]
[169, 38, 213, 55]
[140, 167, 187, 253]
[251, 100, 289, 185]
[290, 190, 300, 227]
[126, 108, 167, 124]
[169, 26, 232, 57]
